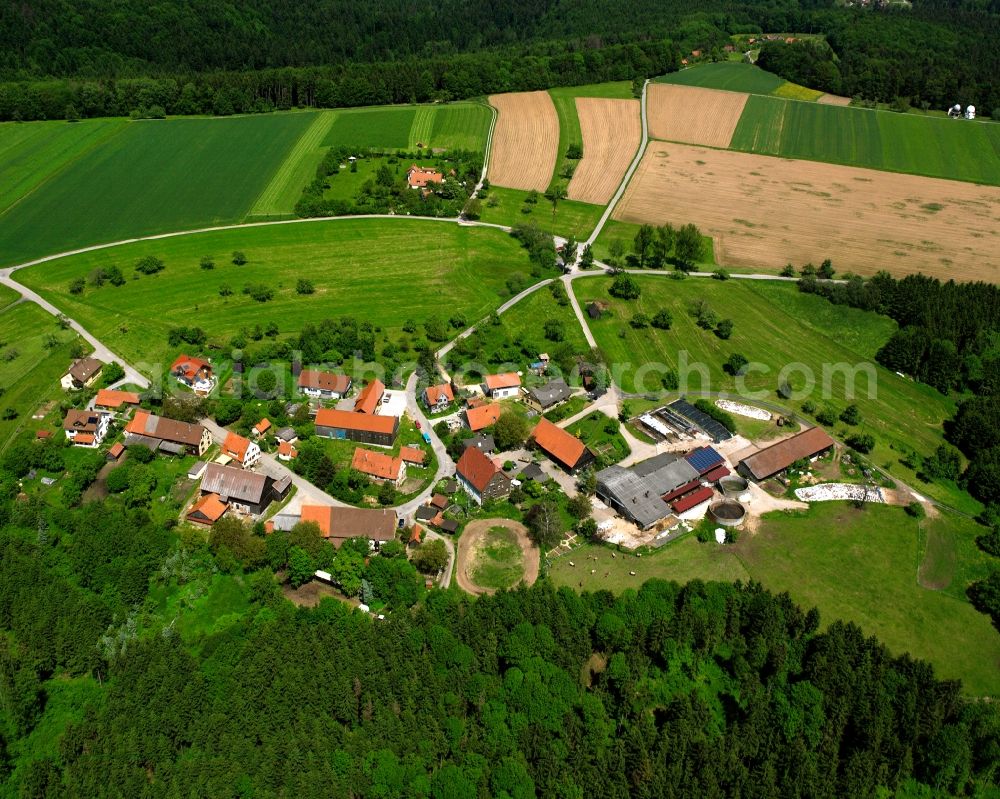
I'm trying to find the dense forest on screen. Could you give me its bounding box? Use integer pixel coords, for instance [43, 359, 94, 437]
[0, 0, 998, 120]
[1, 490, 999, 797]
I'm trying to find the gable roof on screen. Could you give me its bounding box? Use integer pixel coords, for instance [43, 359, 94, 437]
[222, 432, 253, 462]
[484, 372, 521, 390]
[315, 408, 397, 435]
[126, 411, 206, 447]
[528, 379, 572, 409]
[254, 418, 271, 435]
[108, 442, 125, 459]
[68, 357, 102, 384]
[94, 389, 140, 408]
[400, 446, 425, 464]
[170, 354, 212, 382]
[532, 417, 587, 470]
[456, 446, 506, 494]
[187, 493, 228, 524]
[740, 427, 835, 481]
[466, 403, 502, 432]
[430, 493, 448, 509]
[63, 409, 102, 433]
[671, 485, 714, 513]
[354, 379, 385, 414]
[351, 448, 403, 480]
[278, 440, 297, 458]
[200, 462, 272, 504]
[300, 505, 396, 544]
[425, 383, 454, 405]
[407, 165, 444, 188]
[298, 369, 351, 394]
[685, 446, 725, 475]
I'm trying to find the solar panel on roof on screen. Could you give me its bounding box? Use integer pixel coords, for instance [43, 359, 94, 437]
[669, 400, 733, 443]
[685, 446, 725, 474]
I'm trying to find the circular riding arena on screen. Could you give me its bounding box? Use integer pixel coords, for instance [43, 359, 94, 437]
[456, 519, 540, 596]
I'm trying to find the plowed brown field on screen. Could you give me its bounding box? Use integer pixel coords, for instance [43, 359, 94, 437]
[487, 91, 559, 191]
[568, 98, 642, 204]
[614, 141, 1000, 280]
[647, 84, 748, 148]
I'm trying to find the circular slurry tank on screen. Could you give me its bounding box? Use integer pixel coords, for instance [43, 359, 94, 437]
[719, 475, 749, 498]
[709, 500, 747, 527]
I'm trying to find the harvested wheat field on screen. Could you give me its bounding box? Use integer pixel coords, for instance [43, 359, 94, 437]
[647, 84, 748, 148]
[816, 93, 852, 106]
[567, 98, 642, 204]
[615, 141, 1000, 280]
[487, 91, 559, 191]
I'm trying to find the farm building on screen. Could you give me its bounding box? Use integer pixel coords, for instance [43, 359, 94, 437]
[456, 446, 511, 505]
[125, 411, 212, 456]
[171, 354, 215, 395]
[276, 427, 298, 443]
[186, 493, 228, 526]
[400, 446, 425, 465]
[738, 427, 835, 481]
[298, 369, 352, 399]
[531, 418, 596, 473]
[423, 383, 455, 411]
[466, 403, 502, 432]
[597, 453, 702, 529]
[221, 432, 262, 470]
[524, 378, 573, 413]
[351, 448, 406, 486]
[199, 462, 285, 516]
[62, 409, 110, 448]
[314, 408, 398, 447]
[483, 373, 521, 400]
[299, 504, 397, 549]
[94, 389, 140, 411]
[60, 357, 103, 391]
[353, 379, 385, 413]
[407, 165, 444, 189]
[587, 300, 610, 319]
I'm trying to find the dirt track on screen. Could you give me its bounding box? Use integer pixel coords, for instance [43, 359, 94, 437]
[568, 98, 642, 204]
[487, 92, 559, 191]
[646, 84, 748, 147]
[456, 518, 540, 595]
[614, 141, 1000, 280]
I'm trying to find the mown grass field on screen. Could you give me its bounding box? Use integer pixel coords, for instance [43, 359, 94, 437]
[18, 219, 533, 367]
[470, 526, 525, 590]
[574, 275, 972, 509]
[656, 62, 786, 94]
[550, 503, 1000, 697]
[321, 107, 415, 149]
[731, 95, 1000, 185]
[0, 118, 126, 216]
[428, 103, 492, 151]
[320, 103, 491, 154]
[479, 186, 604, 240]
[0, 114, 317, 267]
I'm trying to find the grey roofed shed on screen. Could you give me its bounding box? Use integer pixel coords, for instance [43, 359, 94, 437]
[201, 462, 271, 505]
[415, 506, 437, 522]
[125, 433, 162, 449]
[528, 378, 572, 409]
[596, 455, 700, 530]
[269, 513, 299, 532]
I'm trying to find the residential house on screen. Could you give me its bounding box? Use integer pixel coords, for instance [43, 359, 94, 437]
[524, 378, 573, 413]
[221, 431, 262, 469]
[62, 409, 110, 448]
[466, 403, 502, 432]
[300, 504, 397, 549]
[276, 427, 298, 443]
[171, 354, 215, 395]
[199, 462, 282, 516]
[738, 427, 835, 482]
[94, 389, 140, 412]
[406, 165, 444, 189]
[456, 446, 511, 505]
[252, 418, 271, 438]
[315, 408, 398, 447]
[463, 433, 495, 453]
[483, 373, 521, 400]
[354, 379, 385, 413]
[60, 357, 103, 391]
[531, 417, 596, 473]
[423, 383, 455, 411]
[125, 411, 212, 456]
[277, 440, 298, 461]
[298, 369, 352, 399]
[351, 448, 406, 486]
[186, 493, 228, 526]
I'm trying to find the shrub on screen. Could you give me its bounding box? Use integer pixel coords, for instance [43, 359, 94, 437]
[295, 279, 315, 295]
[846, 432, 875, 453]
[219, 284, 233, 297]
[105, 465, 131, 493]
[815, 407, 838, 426]
[69, 278, 85, 295]
[715, 319, 734, 339]
[566, 143, 582, 159]
[630, 313, 650, 329]
[723, 353, 748, 377]
[609, 274, 641, 299]
[129, 445, 156, 464]
[840, 404, 861, 425]
[661, 369, 679, 391]
[544, 319, 565, 341]
[200, 256, 215, 270]
[905, 501, 926, 519]
[243, 283, 274, 302]
[231, 251, 247, 266]
[135, 255, 165, 275]
[712, 269, 730, 281]
[693, 399, 735, 433]
[781, 264, 796, 277]
[802, 400, 816, 414]
[651, 309, 672, 330]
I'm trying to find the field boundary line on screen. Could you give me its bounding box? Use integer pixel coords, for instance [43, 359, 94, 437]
[473, 101, 498, 198]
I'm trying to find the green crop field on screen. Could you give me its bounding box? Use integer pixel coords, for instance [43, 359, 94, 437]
[731, 95, 1000, 185]
[321, 107, 416, 150]
[479, 186, 604, 240]
[0, 113, 317, 268]
[427, 103, 492, 151]
[548, 93, 583, 192]
[550, 503, 1000, 696]
[409, 107, 436, 150]
[249, 111, 337, 218]
[549, 82, 635, 100]
[574, 275, 974, 510]
[0, 118, 126, 216]
[18, 218, 534, 368]
[657, 62, 786, 94]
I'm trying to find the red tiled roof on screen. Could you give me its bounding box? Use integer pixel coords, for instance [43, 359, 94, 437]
[466, 403, 502, 432]
[430, 493, 448, 509]
[108, 442, 125, 459]
[35, 430, 51, 439]
[532, 417, 587, 470]
[425, 383, 454, 406]
[278, 440, 297, 458]
[187, 493, 228, 524]
[671, 486, 714, 513]
[703, 464, 731, 482]
[354, 379, 385, 414]
[400, 446, 425, 464]
[484, 372, 521, 390]
[662, 478, 703, 504]
[409, 524, 423, 544]
[407, 165, 444, 188]
[300, 505, 396, 544]
[740, 427, 835, 481]
[171, 354, 212, 382]
[94, 389, 140, 408]
[222, 432, 253, 463]
[457, 445, 503, 493]
[254, 418, 271, 435]
[125, 411, 206, 447]
[298, 370, 351, 394]
[351, 448, 403, 481]
[315, 408, 397, 435]
[74, 432, 95, 444]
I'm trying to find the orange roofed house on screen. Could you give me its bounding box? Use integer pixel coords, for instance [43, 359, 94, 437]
[315, 408, 398, 447]
[466, 402, 502, 432]
[531, 417, 596, 474]
[483, 372, 521, 400]
[221, 431, 262, 469]
[456, 445, 510, 505]
[423, 383, 454, 411]
[406, 165, 444, 190]
[353, 379, 385, 414]
[171, 354, 215, 395]
[94, 389, 141, 412]
[299, 504, 397, 550]
[351, 448, 406, 486]
[125, 411, 212, 456]
[298, 369, 352, 399]
[186, 493, 228, 526]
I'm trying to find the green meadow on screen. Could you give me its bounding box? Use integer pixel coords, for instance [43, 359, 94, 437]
[479, 186, 604, 240]
[321, 102, 491, 153]
[731, 95, 1000, 185]
[574, 275, 971, 509]
[427, 103, 492, 151]
[0, 113, 317, 267]
[18, 218, 533, 367]
[550, 503, 1000, 697]
[656, 62, 786, 94]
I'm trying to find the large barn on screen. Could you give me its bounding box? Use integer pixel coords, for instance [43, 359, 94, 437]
[738, 427, 835, 482]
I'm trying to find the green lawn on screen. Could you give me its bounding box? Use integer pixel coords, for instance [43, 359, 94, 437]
[470, 525, 525, 590]
[18, 218, 531, 368]
[575, 275, 970, 508]
[549, 82, 635, 101]
[479, 186, 604, 240]
[499, 287, 591, 357]
[0, 113, 317, 267]
[565, 411, 630, 466]
[551, 503, 1000, 697]
[731, 95, 1000, 185]
[656, 62, 786, 94]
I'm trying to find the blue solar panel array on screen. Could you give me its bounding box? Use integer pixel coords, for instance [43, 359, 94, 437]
[685, 446, 724, 474]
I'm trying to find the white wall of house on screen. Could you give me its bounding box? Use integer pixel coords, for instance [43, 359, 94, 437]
[489, 386, 519, 400]
[457, 474, 483, 505]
